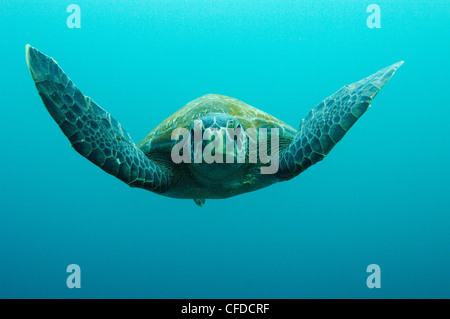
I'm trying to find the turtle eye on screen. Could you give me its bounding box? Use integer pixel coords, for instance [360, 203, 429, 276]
[227, 118, 241, 129]
[191, 120, 205, 133]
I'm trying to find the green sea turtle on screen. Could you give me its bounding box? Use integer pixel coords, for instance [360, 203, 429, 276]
[26, 45, 402, 207]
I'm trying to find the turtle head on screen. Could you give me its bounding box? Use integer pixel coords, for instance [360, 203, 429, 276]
[189, 113, 247, 180]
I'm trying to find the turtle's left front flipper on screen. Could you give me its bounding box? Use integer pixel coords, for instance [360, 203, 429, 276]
[278, 61, 403, 180]
[26, 45, 171, 193]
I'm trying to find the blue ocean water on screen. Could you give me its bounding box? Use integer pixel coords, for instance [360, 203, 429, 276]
[0, 0, 449, 298]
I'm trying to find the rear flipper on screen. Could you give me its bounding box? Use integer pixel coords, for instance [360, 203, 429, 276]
[26, 45, 171, 193]
[278, 61, 403, 180]
[194, 199, 206, 207]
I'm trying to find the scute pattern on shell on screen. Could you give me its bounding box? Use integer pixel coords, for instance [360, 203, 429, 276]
[138, 94, 297, 155]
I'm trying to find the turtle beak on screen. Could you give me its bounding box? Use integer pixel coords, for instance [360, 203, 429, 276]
[192, 114, 247, 164]
[202, 126, 228, 157]
[203, 126, 246, 162]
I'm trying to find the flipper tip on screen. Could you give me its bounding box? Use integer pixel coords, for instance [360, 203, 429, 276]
[394, 60, 404, 69]
[25, 45, 53, 82]
[356, 60, 403, 97]
[25, 44, 32, 68]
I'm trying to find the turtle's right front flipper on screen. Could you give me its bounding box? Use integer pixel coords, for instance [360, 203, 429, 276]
[26, 45, 171, 193]
[277, 61, 403, 181]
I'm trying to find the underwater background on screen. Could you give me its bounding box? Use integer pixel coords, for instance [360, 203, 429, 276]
[0, 0, 449, 298]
